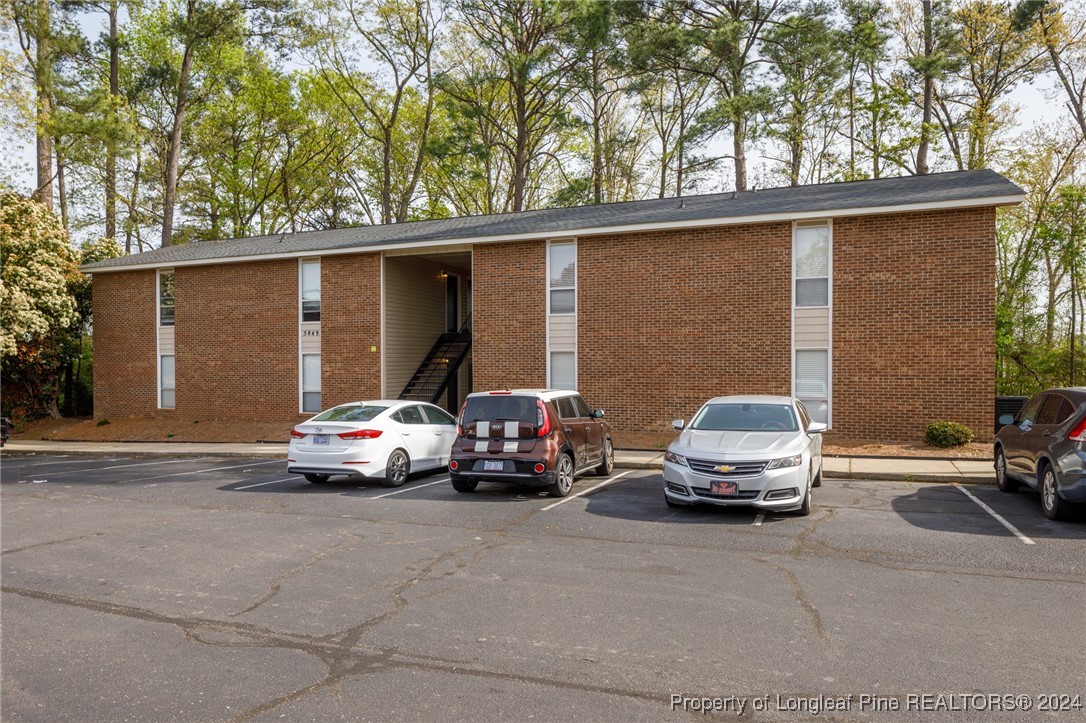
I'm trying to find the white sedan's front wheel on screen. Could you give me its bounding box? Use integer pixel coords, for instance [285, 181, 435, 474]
[796, 470, 813, 516]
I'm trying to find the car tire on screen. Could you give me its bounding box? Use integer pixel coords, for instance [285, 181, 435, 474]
[382, 449, 410, 488]
[995, 448, 1019, 493]
[795, 472, 813, 516]
[304, 473, 330, 484]
[595, 438, 614, 476]
[548, 454, 575, 497]
[812, 465, 822, 488]
[1039, 463, 1071, 521]
[451, 477, 478, 493]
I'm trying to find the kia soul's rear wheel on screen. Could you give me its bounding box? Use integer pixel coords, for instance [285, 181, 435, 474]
[548, 454, 575, 497]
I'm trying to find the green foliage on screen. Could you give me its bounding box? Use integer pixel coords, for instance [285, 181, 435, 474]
[925, 422, 975, 448]
[0, 192, 78, 358]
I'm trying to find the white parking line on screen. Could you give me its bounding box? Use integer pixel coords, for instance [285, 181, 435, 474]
[234, 476, 301, 490]
[753, 512, 765, 526]
[953, 484, 1036, 545]
[33, 457, 210, 476]
[116, 459, 284, 485]
[539, 471, 633, 511]
[370, 478, 449, 498]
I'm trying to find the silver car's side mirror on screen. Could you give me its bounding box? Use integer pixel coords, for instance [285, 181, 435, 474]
[672, 419, 685, 430]
[807, 422, 827, 434]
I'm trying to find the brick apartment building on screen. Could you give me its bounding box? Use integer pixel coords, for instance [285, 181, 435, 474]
[83, 169, 1023, 442]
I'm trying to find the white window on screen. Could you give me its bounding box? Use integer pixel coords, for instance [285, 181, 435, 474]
[301, 354, 321, 413]
[548, 241, 576, 314]
[550, 351, 576, 390]
[795, 349, 828, 424]
[794, 225, 829, 307]
[300, 259, 320, 322]
[160, 355, 175, 409]
[158, 270, 175, 326]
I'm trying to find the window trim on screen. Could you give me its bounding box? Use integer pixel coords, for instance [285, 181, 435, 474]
[157, 269, 175, 327]
[299, 258, 321, 323]
[158, 354, 175, 410]
[791, 220, 832, 427]
[546, 239, 576, 316]
[546, 238, 577, 390]
[300, 353, 321, 414]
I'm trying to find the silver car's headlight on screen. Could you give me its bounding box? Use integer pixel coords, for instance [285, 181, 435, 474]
[664, 450, 687, 466]
[767, 454, 803, 469]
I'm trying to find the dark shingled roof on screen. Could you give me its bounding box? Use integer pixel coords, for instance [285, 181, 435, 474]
[84, 169, 1023, 271]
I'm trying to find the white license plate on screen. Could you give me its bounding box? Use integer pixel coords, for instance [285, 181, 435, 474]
[484, 460, 504, 471]
[313, 435, 329, 445]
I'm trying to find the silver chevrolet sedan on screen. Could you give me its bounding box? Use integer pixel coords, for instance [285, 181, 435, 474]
[663, 395, 826, 515]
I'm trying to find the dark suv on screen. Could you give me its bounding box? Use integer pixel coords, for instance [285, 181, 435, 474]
[449, 389, 614, 497]
[995, 387, 1086, 520]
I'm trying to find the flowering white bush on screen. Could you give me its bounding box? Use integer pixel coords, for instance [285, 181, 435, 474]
[0, 193, 79, 358]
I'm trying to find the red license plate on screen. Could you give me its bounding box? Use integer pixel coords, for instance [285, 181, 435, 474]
[710, 480, 737, 496]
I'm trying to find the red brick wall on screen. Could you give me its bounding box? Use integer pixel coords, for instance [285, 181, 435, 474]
[833, 208, 995, 441]
[92, 270, 158, 418]
[472, 241, 547, 389]
[322, 253, 381, 405]
[174, 260, 299, 421]
[578, 223, 793, 432]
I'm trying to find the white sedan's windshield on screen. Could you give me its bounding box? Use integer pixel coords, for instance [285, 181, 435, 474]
[690, 403, 798, 432]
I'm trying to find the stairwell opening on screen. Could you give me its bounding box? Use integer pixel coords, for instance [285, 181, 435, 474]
[381, 250, 472, 414]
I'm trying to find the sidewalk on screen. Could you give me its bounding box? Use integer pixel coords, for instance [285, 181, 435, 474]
[1, 439, 995, 484]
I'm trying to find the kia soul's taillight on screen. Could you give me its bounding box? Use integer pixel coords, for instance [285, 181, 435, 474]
[536, 400, 552, 438]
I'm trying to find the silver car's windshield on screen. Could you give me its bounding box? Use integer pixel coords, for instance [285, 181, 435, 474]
[311, 404, 388, 422]
[690, 403, 799, 432]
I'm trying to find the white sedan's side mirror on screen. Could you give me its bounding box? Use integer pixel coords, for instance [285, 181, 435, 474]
[807, 422, 827, 433]
[672, 419, 685, 430]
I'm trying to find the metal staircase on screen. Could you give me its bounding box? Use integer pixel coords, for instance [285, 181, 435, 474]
[399, 317, 472, 404]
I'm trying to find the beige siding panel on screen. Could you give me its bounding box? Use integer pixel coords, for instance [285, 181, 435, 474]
[794, 307, 830, 348]
[548, 314, 576, 351]
[300, 322, 321, 354]
[383, 256, 449, 398]
[158, 325, 174, 354]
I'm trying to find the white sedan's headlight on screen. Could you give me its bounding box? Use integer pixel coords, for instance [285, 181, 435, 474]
[767, 454, 803, 469]
[664, 450, 687, 466]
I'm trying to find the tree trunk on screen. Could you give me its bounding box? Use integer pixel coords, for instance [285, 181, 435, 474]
[512, 85, 528, 213]
[162, 39, 195, 247]
[916, 0, 933, 175]
[733, 117, 747, 192]
[33, 0, 53, 209]
[57, 147, 68, 231]
[106, 0, 119, 240]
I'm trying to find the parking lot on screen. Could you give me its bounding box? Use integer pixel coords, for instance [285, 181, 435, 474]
[2, 453, 1084, 721]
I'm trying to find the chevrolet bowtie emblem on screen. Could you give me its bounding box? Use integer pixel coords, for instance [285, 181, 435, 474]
[713, 464, 732, 473]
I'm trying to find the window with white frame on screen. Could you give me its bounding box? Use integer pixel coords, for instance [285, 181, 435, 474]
[548, 241, 576, 314]
[300, 259, 320, 322]
[160, 355, 175, 409]
[158, 270, 175, 326]
[550, 351, 576, 390]
[795, 349, 828, 424]
[301, 354, 321, 413]
[794, 225, 829, 307]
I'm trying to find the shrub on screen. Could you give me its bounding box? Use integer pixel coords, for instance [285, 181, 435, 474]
[925, 421, 974, 448]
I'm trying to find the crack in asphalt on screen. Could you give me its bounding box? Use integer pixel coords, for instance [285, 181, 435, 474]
[1, 584, 667, 722]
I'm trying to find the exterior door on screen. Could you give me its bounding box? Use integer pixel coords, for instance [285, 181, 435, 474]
[1005, 394, 1045, 477]
[392, 405, 434, 468]
[555, 396, 587, 469]
[422, 405, 458, 467]
[573, 395, 602, 468]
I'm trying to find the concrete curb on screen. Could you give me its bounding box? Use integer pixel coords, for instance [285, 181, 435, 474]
[1, 442, 995, 485]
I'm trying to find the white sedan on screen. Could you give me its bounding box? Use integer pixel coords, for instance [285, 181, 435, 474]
[663, 395, 825, 515]
[287, 400, 458, 487]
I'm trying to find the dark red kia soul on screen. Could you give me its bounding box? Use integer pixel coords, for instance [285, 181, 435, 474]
[449, 389, 614, 497]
